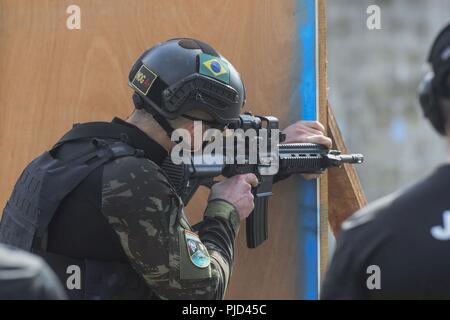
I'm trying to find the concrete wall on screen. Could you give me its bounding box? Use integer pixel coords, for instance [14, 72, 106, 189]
[327, 0, 450, 201]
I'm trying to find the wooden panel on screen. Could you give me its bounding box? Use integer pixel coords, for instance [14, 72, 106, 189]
[0, 0, 301, 299]
[317, 0, 329, 282]
[327, 103, 368, 236]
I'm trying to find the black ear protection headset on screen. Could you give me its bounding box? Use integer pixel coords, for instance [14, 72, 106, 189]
[418, 23, 450, 136]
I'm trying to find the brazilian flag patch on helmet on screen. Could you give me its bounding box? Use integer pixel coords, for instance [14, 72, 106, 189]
[199, 53, 230, 84]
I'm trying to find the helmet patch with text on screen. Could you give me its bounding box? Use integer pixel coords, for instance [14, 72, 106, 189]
[131, 64, 157, 96]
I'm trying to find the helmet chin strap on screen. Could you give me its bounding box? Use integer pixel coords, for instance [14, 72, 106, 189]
[148, 110, 175, 138]
[133, 92, 175, 138]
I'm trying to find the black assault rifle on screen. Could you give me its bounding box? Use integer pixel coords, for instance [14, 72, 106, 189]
[161, 113, 364, 248]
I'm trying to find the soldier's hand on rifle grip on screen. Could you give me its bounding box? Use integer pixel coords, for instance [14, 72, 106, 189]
[282, 120, 332, 180]
[208, 174, 259, 220]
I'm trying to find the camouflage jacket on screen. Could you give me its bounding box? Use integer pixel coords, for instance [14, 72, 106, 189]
[101, 155, 240, 300]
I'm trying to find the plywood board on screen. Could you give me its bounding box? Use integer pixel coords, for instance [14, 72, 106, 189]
[327, 103, 368, 236]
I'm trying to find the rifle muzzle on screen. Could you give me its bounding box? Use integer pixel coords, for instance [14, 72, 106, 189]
[339, 154, 364, 164]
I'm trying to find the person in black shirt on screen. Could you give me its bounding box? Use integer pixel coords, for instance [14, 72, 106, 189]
[321, 23, 450, 300]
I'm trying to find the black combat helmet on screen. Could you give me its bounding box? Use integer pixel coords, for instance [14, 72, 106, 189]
[128, 38, 246, 132]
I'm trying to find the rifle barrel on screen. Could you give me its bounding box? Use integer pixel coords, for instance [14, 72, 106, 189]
[339, 154, 364, 164]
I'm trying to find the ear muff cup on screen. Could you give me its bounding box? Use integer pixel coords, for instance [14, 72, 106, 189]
[418, 71, 446, 135]
[419, 23, 450, 136]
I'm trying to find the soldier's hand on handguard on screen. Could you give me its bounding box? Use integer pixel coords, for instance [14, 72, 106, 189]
[282, 121, 332, 180]
[209, 173, 259, 220]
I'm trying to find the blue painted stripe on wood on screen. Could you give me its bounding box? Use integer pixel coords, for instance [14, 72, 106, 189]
[295, 0, 319, 300]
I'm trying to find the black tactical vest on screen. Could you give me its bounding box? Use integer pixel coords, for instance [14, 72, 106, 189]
[0, 122, 156, 299]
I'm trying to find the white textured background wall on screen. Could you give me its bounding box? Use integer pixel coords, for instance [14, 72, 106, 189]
[328, 0, 450, 202]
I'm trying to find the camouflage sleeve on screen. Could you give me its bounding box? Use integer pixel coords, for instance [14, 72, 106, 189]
[101, 156, 240, 300]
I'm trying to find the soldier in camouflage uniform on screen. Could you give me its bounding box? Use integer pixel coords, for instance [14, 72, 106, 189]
[0, 38, 331, 299]
[101, 153, 243, 299]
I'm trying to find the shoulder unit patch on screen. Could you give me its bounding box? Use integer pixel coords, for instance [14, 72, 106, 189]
[184, 230, 211, 268]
